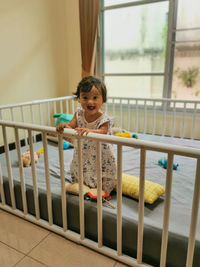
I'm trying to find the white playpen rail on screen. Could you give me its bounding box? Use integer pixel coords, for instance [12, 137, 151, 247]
[0, 96, 76, 146]
[0, 120, 200, 267]
[0, 96, 200, 141]
[106, 97, 200, 140]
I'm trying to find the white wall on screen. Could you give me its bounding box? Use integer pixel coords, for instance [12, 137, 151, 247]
[0, 0, 81, 106]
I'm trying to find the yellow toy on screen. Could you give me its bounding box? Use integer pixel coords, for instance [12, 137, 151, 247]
[114, 132, 132, 138]
[22, 148, 43, 167]
[111, 127, 138, 139]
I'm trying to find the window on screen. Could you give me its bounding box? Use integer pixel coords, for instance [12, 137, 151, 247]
[97, 0, 200, 100]
[172, 0, 200, 100]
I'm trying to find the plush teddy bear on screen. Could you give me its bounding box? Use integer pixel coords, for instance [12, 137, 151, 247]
[22, 148, 41, 167]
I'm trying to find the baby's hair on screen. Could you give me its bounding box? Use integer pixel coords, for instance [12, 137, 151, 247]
[74, 76, 107, 103]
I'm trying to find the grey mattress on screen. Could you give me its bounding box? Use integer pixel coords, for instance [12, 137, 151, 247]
[0, 134, 200, 267]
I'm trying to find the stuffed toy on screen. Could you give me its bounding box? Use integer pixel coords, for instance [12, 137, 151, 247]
[111, 127, 138, 139]
[47, 113, 74, 149]
[65, 183, 115, 208]
[53, 113, 74, 126]
[22, 148, 43, 167]
[158, 158, 179, 170]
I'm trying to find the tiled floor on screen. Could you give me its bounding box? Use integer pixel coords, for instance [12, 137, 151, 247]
[0, 209, 129, 267]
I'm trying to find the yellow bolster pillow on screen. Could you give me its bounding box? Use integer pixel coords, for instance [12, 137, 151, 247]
[115, 173, 165, 204]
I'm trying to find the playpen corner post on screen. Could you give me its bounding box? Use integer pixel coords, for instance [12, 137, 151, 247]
[160, 152, 174, 267]
[77, 137, 85, 240]
[137, 148, 146, 264]
[117, 144, 122, 256]
[186, 158, 200, 267]
[2, 125, 16, 210]
[28, 129, 40, 220]
[42, 132, 53, 226]
[0, 163, 5, 206]
[96, 140, 103, 248]
[14, 127, 28, 215]
[58, 134, 67, 231]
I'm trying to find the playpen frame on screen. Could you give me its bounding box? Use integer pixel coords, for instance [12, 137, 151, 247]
[0, 96, 200, 267]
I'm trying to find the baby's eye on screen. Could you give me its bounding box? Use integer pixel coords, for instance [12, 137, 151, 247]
[82, 96, 88, 100]
[93, 95, 98, 100]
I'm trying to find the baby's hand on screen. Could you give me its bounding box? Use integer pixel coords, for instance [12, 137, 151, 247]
[56, 123, 71, 133]
[75, 127, 91, 136]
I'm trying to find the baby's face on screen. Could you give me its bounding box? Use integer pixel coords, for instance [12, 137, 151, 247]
[80, 86, 103, 115]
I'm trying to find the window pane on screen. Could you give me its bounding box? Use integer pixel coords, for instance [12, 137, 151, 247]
[176, 30, 200, 43]
[105, 76, 164, 98]
[177, 0, 200, 29]
[103, 2, 168, 74]
[172, 44, 200, 100]
[172, 0, 200, 100]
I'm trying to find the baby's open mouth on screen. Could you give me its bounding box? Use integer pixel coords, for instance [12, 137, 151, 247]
[87, 106, 95, 110]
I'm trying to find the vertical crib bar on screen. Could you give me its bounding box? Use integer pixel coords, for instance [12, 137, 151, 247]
[58, 135, 67, 231]
[28, 130, 40, 219]
[21, 106, 28, 145]
[2, 126, 16, 209]
[60, 100, 63, 114]
[143, 101, 147, 134]
[137, 148, 145, 263]
[117, 144, 122, 256]
[77, 138, 85, 240]
[47, 102, 51, 126]
[162, 101, 167, 136]
[66, 100, 69, 114]
[186, 158, 200, 267]
[171, 102, 176, 137]
[11, 107, 15, 121]
[152, 101, 156, 135]
[160, 153, 174, 267]
[53, 101, 57, 114]
[191, 103, 197, 140]
[135, 100, 138, 133]
[21, 106, 25, 122]
[39, 104, 43, 125]
[0, 164, 6, 205]
[65, 100, 69, 113]
[43, 132, 53, 226]
[112, 99, 115, 117]
[15, 128, 27, 215]
[120, 99, 122, 129]
[181, 102, 186, 139]
[30, 105, 35, 124]
[127, 100, 130, 131]
[72, 99, 75, 114]
[96, 141, 102, 247]
[30, 105, 36, 143]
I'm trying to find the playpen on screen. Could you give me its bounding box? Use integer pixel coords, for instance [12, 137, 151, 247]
[0, 95, 200, 267]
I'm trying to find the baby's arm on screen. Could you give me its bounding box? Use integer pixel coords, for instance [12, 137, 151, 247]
[56, 112, 77, 133]
[75, 121, 109, 136]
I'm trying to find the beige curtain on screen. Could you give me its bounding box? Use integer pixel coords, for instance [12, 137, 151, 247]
[79, 0, 100, 77]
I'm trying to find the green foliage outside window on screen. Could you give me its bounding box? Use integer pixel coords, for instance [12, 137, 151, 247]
[175, 67, 199, 88]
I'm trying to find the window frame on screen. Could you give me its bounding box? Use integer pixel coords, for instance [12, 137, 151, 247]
[96, 0, 178, 99]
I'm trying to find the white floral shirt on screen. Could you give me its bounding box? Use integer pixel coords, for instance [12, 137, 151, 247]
[70, 108, 116, 193]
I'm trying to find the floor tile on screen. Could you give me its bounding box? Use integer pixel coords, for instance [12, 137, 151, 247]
[0, 242, 24, 267]
[29, 232, 116, 267]
[15, 256, 47, 267]
[0, 210, 49, 254]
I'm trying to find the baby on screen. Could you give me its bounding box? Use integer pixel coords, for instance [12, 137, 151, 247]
[56, 76, 116, 194]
